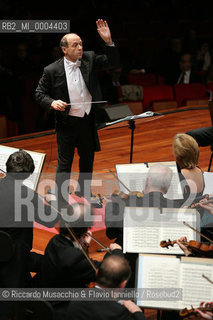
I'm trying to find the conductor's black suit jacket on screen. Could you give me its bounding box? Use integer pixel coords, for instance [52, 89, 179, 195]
[35, 47, 120, 151]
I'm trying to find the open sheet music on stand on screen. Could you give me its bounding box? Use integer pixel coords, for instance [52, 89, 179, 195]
[203, 171, 213, 195]
[116, 161, 183, 200]
[136, 254, 213, 310]
[0, 144, 45, 191]
[123, 207, 200, 254]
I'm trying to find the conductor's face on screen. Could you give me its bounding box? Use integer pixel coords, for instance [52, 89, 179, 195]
[62, 34, 83, 62]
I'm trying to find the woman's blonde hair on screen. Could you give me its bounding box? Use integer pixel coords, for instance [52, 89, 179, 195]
[172, 133, 200, 169]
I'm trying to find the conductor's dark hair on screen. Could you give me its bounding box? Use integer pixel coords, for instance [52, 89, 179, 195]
[60, 203, 93, 239]
[6, 150, 35, 180]
[96, 255, 131, 288]
[60, 36, 68, 48]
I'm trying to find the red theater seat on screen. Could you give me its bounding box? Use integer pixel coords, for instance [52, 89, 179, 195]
[142, 85, 175, 109]
[174, 83, 208, 106]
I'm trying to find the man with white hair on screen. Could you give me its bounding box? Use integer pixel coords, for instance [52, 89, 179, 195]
[142, 164, 174, 207]
[105, 164, 180, 246]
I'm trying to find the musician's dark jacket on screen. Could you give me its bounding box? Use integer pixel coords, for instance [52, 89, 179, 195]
[41, 233, 123, 288]
[65, 288, 146, 320]
[35, 47, 120, 151]
[0, 175, 59, 250]
[0, 175, 59, 287]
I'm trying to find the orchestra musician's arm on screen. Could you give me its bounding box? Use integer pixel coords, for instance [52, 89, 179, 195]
[196, 201, 213, 215]
[196, 302, 213, 319]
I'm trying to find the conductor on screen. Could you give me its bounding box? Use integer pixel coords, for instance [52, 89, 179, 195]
[35, 19, 120, 205]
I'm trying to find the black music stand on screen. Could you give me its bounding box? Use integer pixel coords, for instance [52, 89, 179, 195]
[97, 111, 157, 164]
[128, 119, 135, 163]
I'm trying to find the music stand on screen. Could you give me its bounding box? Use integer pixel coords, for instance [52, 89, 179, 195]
[97, 111, 157, 163]
[128, 119, 135, 163]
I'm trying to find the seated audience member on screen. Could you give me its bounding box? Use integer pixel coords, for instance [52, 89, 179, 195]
[0, 150, 59, 277]
[42, 202, 122, 289]
[195, 42, 211, 72]
[105, 164, 177, 246]
[172, 133, 204, 201]
[65, 255, 146, 320]
[168, 52, 201, 85]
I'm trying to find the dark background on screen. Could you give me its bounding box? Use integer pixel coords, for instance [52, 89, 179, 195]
[0, 0, 213, 135]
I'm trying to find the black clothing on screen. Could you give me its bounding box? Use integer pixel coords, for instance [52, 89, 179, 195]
[0, 175, 58, 250]
[35, 48, 120, 201]
[187, 126, 213, 147]
[65, 287, 146, 320]
[42, 233, 123, 289]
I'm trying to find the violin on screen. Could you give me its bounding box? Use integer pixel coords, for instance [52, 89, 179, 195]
[179, 304, 213, 318]
[160, 239, 213, 258]
[110, 189, 144, 199]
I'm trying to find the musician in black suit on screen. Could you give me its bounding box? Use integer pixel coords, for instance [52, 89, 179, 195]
[41, 202, 123, 289]
[35, 19, 120, 205]
[0, 148, 60, 318]
[65, 255, 146, 320]
[187, 127, 213, 147]
[0, 150, 59, 251]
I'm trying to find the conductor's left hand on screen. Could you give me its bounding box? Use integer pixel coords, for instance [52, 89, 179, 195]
[96, 19, 113, 45]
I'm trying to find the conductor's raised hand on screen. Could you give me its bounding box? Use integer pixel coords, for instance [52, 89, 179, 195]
[96, 19, 113, 45]
[51, 100, 67, 111]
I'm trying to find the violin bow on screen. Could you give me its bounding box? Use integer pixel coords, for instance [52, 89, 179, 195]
[38, 194, 98, 272]
[109, 169, 131, 193]
[65, 223, 98, 272]
[202, 274, 213, 285]
[183, 221, 213, 244]
[0, 168, 6, 175]
[86, 232, 111, 253]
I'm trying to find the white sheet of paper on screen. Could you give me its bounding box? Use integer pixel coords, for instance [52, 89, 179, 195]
[123, 207, 200, 254]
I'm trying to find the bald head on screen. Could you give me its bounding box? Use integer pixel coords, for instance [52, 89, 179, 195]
[60, 33, 83, 62]
[96, 255, 131, 288]
[60, 33, 80, 48]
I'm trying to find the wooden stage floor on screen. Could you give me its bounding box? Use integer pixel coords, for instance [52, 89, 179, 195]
[0, 106, 211, 319]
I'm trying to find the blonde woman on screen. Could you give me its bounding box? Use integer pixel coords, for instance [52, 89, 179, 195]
[172, 133, 205, 198]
